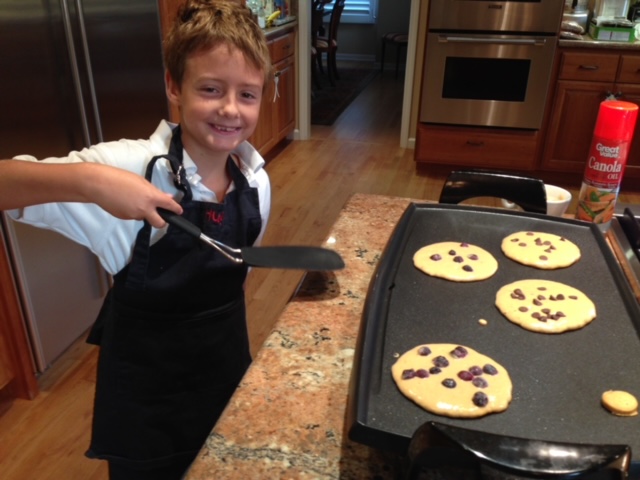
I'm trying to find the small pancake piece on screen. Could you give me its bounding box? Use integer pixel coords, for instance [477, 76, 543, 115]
[602, 390, 639, 416]
[391, 343, 512, 418]
[496, 279, 596, 333]
[501, 231, 581, 269]
[413, 242, 498, 282]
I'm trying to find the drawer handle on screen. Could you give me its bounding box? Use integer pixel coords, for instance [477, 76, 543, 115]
[578, 65, 599, 71]
[466, 140, 484, 147]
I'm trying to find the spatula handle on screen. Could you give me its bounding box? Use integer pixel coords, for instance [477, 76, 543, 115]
[157, 208, 202, 239]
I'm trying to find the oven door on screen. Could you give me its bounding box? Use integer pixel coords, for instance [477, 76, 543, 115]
[420, 33, 557, 130]
[428, 0, 564, 33]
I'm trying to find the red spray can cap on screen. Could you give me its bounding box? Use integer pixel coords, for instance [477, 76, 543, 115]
[593, 100, 639, 142]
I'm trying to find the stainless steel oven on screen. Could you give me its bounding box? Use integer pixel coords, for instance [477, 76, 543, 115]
[420, 0, 564, 130]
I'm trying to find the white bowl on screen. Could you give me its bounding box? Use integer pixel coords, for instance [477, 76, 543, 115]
[545, 184, 572, 217]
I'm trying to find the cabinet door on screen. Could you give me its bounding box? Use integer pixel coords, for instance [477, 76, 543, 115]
[250, 91, 275, 154]
[274, 55, 295, 141]
[617, 83, 640, 179]
[541, 80, 613, 173]
[0, 328, 14, 390]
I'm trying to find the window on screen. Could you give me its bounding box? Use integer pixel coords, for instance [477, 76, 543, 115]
[325, 0, 377, 24]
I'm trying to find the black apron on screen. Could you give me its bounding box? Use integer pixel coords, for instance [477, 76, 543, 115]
[86, 126, 262, 469]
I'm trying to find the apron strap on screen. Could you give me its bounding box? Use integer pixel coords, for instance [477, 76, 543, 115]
[125, 125, 190, 290]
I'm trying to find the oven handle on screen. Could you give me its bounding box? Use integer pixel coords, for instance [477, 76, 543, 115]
[437, 35, 547, 46]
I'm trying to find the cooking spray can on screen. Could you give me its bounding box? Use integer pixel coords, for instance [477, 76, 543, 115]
[575, 100, 638, 228]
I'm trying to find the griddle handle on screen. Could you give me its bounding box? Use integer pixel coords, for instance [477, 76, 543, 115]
[620, 208, 640, 250]
[439, 169, 547, 215]
[405, 422, 631, 479]
[157, 208, 202, 239]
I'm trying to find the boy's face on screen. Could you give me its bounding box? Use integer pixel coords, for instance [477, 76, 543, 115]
[166, 44, 265, 163]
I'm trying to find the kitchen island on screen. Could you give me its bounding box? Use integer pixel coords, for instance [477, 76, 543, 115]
[184, 193, 410, 479]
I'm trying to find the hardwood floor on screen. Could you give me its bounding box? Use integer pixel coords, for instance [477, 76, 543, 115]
[2, 65, 640, 479]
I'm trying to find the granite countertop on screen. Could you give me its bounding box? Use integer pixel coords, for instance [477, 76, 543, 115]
[184, 193, 411, 479]
[559, 34, 640, 49]
[263, 19, 297, 39]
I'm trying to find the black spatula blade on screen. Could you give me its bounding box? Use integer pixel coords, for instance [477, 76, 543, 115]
[239, 245, 345, 271]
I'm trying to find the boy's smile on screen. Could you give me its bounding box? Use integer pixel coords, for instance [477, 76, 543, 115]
[166, 43, 265, 168]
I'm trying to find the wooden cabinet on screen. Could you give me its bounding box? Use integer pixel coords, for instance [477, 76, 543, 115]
[415, 124, 540, 171]
[541, 49, 640, 181]
[250, 28, 297, 155]
[0, 229, 38, 401]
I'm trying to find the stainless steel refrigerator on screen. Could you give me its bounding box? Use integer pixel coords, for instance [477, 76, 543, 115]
[0, 0, 169, 373]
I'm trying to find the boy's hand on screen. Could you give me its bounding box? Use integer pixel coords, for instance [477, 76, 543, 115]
[0, 160, 183, 228]
[89, 164, 183, 228]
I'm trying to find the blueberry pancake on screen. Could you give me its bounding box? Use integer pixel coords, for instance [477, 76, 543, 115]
[501, 231, 580, 269]
[495, 279, 596, 333]
[391, 343, 512, 418]
[413, 242, 498, 282]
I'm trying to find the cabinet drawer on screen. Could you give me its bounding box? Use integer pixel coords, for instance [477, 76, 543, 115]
[270, 32, 295, 64]
[559, 52, 619, 82]
[415, 124, 538, 170]
[618, 55, 640, 84]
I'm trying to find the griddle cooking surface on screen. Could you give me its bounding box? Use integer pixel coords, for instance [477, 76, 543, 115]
[348, 204, 640, 461]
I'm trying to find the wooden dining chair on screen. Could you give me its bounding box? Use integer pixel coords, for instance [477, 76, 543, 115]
[315, 0, 346, 86]
[311, 0, 325, 89]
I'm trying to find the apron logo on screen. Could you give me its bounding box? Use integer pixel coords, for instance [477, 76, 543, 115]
[206, 210, 224, 225]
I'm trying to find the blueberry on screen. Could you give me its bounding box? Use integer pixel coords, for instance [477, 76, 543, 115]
[416, 369, 429, 378]
[472, 391, 489, 407]
[458, 370, 473, 381]
[430, 254, 442, 261]
[469, 366, 482, 376]
[453, 256, 464, 263]
[429, 367, 441, 375]
[511, 289, 525, 300]
[450, 346, 468, 359]
[402, 369, 415, 380]
[417, 346, 431, 356]
[472, 377, 488, 388]
[462, 265, 474, 272]
[448, 250, 457, 256]
[442, 378, 456, 388]
[483, 364, 498, 375]
[468, 254, 479, 260]
[433, 355, 449, 368]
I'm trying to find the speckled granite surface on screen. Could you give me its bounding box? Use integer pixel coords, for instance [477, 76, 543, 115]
[184, 193, 412, 479]
[559, 35, 640, 49]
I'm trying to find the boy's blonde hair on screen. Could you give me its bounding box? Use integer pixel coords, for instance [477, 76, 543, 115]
[164, 0, 272, 88]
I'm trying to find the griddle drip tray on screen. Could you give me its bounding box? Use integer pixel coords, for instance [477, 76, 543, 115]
[405, 422, 630, 479]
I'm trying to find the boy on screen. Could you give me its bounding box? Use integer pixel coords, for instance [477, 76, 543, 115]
[0, 1, 272, 478]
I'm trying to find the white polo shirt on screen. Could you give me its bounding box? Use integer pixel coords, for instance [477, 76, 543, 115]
[7, 120, 271, 275]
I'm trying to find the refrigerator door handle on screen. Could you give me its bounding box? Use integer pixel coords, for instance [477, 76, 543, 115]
[60, 0, 103, 147]
[74, 0, 104, 143]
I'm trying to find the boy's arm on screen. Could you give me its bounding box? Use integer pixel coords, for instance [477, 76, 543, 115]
[0, 159, 182, 228]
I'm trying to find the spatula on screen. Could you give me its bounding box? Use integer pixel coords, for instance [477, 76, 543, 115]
[157, 208, 345, 271]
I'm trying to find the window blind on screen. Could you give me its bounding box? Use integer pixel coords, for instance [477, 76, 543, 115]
[326, 0, 377, 24]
